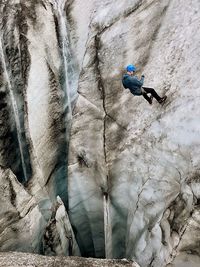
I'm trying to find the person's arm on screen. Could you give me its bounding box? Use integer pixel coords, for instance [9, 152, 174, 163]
[140, 74, 144, 84]
[140, 75, 145, 84]
[129, 75, 144, 87]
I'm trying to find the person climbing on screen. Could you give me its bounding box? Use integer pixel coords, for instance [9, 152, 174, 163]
[122, 64, 167, 105]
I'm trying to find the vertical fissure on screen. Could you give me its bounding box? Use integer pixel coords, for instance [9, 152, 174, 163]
[94, 34, 112, 258]
[0, 2, 33, 183]
[103, 192, 112, 258]
[52, 0, 72, 120]
[50, 0, 79, 208]
[0, 36, 28, 182]
[94, 34, 107, 165]
[52, 0, 78, 113]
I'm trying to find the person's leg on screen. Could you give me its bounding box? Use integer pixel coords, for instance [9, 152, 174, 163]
[141, 87, 153, 104]
[142, 87, 162, 102]
[142, 91, 153, 104]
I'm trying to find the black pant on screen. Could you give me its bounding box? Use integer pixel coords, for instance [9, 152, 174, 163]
[142, 87, 162, 103]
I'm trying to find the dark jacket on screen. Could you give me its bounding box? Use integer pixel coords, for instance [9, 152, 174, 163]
[122, 74, 144, 96]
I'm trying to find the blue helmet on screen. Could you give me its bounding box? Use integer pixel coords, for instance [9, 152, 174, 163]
[126, 64, 136, 72]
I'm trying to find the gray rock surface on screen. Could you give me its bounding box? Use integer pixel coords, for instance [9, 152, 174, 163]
[68, 0, 200, 265]
[0, 0, 200, 266]
[0, 252, 139, 267]
[43, 196, 80, 256]
[0, 166, 78, 257]
[0, 166, 49, 253]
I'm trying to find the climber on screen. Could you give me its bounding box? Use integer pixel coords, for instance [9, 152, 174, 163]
[122, 64, 167, 105]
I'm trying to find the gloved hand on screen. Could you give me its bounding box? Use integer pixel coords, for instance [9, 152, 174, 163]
[141, 74, 145, 78]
